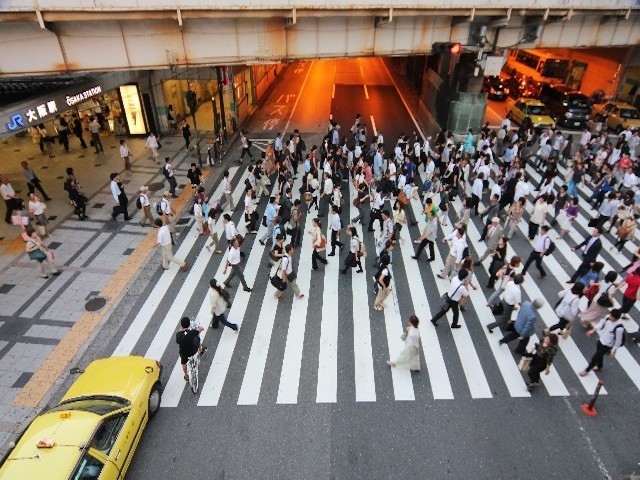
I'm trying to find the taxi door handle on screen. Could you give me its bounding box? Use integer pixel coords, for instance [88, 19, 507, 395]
[115, 450, 121, 461]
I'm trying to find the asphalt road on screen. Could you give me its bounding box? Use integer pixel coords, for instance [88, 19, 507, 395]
[84, 58, 640, 479]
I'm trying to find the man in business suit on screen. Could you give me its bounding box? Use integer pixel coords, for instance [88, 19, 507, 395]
[475, 216, 503, 264]
[568, 228, 602, 283]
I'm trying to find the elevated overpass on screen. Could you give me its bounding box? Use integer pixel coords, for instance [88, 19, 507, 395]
[0, 0, 639, 75]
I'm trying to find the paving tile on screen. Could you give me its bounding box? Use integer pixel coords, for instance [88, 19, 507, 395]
[11, 372, 33, 389]
[92, 203, 105, 209]
[47, 242, 61, 250]
[24, 325, 69, 341]
[0, 284, 15, 294]
[123, 248, 135, 255]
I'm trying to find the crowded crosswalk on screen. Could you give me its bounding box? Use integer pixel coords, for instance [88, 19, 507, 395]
[110, 147, 640, 407]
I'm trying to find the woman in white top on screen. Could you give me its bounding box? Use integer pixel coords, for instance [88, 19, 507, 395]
[546, 282, 584, 336]
[25, 227, 60, 279]
[392, 200, 406, 243]
[145, 132, 160, 163]
[209, 278, 238, 330]
[388, 315, 421, 371]
[309, 218, 327, 270]
[28, 193, 51, 237]
[528, 196, 549, 240]
[205, 209, 222, 254]
[193, 197, 205, 235]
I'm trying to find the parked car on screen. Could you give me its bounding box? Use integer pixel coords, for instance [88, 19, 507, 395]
[0, 356, 162, 480]
[506, 97, 556, 131]
[539, 84, 590, 129]
[482, 76, 509, 101]
[591, 101, 640, 133]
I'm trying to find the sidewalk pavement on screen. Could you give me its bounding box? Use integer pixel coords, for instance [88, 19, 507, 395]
[0, 129, 226, 457]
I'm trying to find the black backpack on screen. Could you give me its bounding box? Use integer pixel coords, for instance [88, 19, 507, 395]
[135, 196, 143, 209]
[544, 239, 556, 256]
[156, 200, 164, 215]
[162, 164, 170, 179]
[614, 324, 627, 345]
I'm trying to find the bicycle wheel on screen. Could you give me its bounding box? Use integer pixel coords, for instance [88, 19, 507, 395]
[189, 357, 199, 394]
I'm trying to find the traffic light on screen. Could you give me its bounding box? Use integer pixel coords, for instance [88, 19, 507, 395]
[186, 91, 197, 115]
[432, 42, 462, 55]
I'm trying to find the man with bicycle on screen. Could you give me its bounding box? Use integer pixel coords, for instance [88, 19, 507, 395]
[176, 317, 206, 381]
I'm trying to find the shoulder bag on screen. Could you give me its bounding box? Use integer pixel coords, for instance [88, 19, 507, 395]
[440, 284, 463, 312]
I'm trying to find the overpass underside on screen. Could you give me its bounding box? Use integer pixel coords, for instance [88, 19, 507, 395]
[0, 3, 639, 76]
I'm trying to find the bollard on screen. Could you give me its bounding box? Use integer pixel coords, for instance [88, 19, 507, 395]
[582, 379, 604, 417]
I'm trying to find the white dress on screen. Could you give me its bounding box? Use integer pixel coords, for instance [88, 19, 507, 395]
[393, 326, 421, 371]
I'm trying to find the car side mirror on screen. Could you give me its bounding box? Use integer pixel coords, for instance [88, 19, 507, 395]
[69, 367, 84, 374]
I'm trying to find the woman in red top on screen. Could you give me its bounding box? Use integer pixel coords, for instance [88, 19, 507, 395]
[617, 269, 640, 319]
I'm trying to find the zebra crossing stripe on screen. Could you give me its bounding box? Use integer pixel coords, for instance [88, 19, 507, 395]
[276, 209, 315, 404]
[316, 220, 341, 403]
[404, 195, 454, 399]
[417, 170, 493, 398]
[348, 184, 377, 402]
[112, 166, 240, 356]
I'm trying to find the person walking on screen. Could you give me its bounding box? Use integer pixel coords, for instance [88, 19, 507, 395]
[528, 195, 548, 240]
[239, 131, 253, 162]
[244, 186, 258, 233]
[310, 217, 328, 270]
[412, 208, 438, 261]
[546, 282, 585, 335]
[137, 186, 155, 227]
[21, 161, 51, 200]
[373, 255, 393, 311]
[274, 243, 305, 300]
[289, 199, 303, 248]
[615, 268, 640, 319]
[68, 178, 88, 221]
[155, 219, 188, 271]
[24, 227, 60, 279]
[56, 115, 70, 152]
[88, 116, 103, 153]
[209, 279, 238, 331]
[220, 170, 235, 211]
[500, 298, 544, 354]
[205, 209, 222, 254]
[579, 309, 625, 377]
[328, 204, 344, 256]
[569, 228, 603, 283]
[119, 139, 132, 175]
[167, 104, 177, 134]
[1, 177, 21, 224]
[109, 173, 130, 221]
[430, 268, 470, 329]
[28, 193, 51, 237]
[181, 119, 192, 150]
[223, 237, 252, 292]
[341, 226, 363, 274]
[72, 113, 87, 149]
[259, 197, 278, 246]
[486, 236, 508, 289]
[387, 315, 421, 372]
[163, 157, 178, 198]
[487, 256, 521, 304]
[437, 227, 467, 280]
[522, 333, 559, 391]
[486, 273, 523, 333]
[521, 225, 552, 280]
[145, 131, 160, 163]
[476, 217, 503, 264]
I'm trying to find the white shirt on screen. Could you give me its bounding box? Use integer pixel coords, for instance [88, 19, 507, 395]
[119, 144, 130, 158]
[350, 236, 360, 254]
[534, 234, 551, 253]
[194, 203, 203, 217]
[503, 281, 521, 306]
[0, 183, 15, 200]
[388, 161, 397, 181]
[330, 212, 341, 232]
[449, 236, 467, 262]
[145, 135, 159, 149]
[280, 254, 293, 276]
[110, 180, 121, 203]
[224, 221, 238, 240]
[322, 178, 334, 196]
[157, 225, 172, 246]
[595, 318, 624, 349]
[160, 198, 171, 215]
[372, 192, 385, 210]
[164, 163, 174, 178]
[222, 177, 232, 194]
[472, 178, 483, 197]
[448, 276, 469, 302]
[425, 160, 435, 179]
[227, 246, 241, 265]
[490, 183, 502, 200]
[514, 180, 530, 201]
[244, 195, 256, 214]
[139, 193, 150, 207]
[274, 136, 283, 152]
[29, 199, 45, 216]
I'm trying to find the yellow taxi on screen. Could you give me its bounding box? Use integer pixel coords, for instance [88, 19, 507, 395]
[0, 356, 162, 480]
[591, 101, 640, 133]
[506, 97, 556, 130]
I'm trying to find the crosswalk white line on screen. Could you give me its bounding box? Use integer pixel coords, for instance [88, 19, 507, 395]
[198, 181, 281, 407]
[276, 210, 314, 404]
[405, 195, 454, 399]
[418, 173, 493, 398]
[463, 210, 531, 397]
[237, 174, 304, 405]
[112, 166, 240, 356]
[348, 184, 376, 402]
[316, 221, 340, 403]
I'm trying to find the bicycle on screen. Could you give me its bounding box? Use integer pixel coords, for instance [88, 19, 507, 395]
[186, 352, 200, 394]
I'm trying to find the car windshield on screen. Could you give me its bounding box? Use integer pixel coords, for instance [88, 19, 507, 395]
[527, 105, 547, 115]
[50, 396, 130, 415]
[620, 108, 640, 119]
[567, 96, 589, 108]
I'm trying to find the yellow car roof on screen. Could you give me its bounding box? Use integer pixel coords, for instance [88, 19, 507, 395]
[62, 356, 157, 404]
[517, 98, 545, 106]
[0, 411, 99, 480]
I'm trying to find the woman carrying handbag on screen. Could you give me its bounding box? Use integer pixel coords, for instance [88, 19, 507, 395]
[25, 227, 60, 279]
[522, 333, 558, 391]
